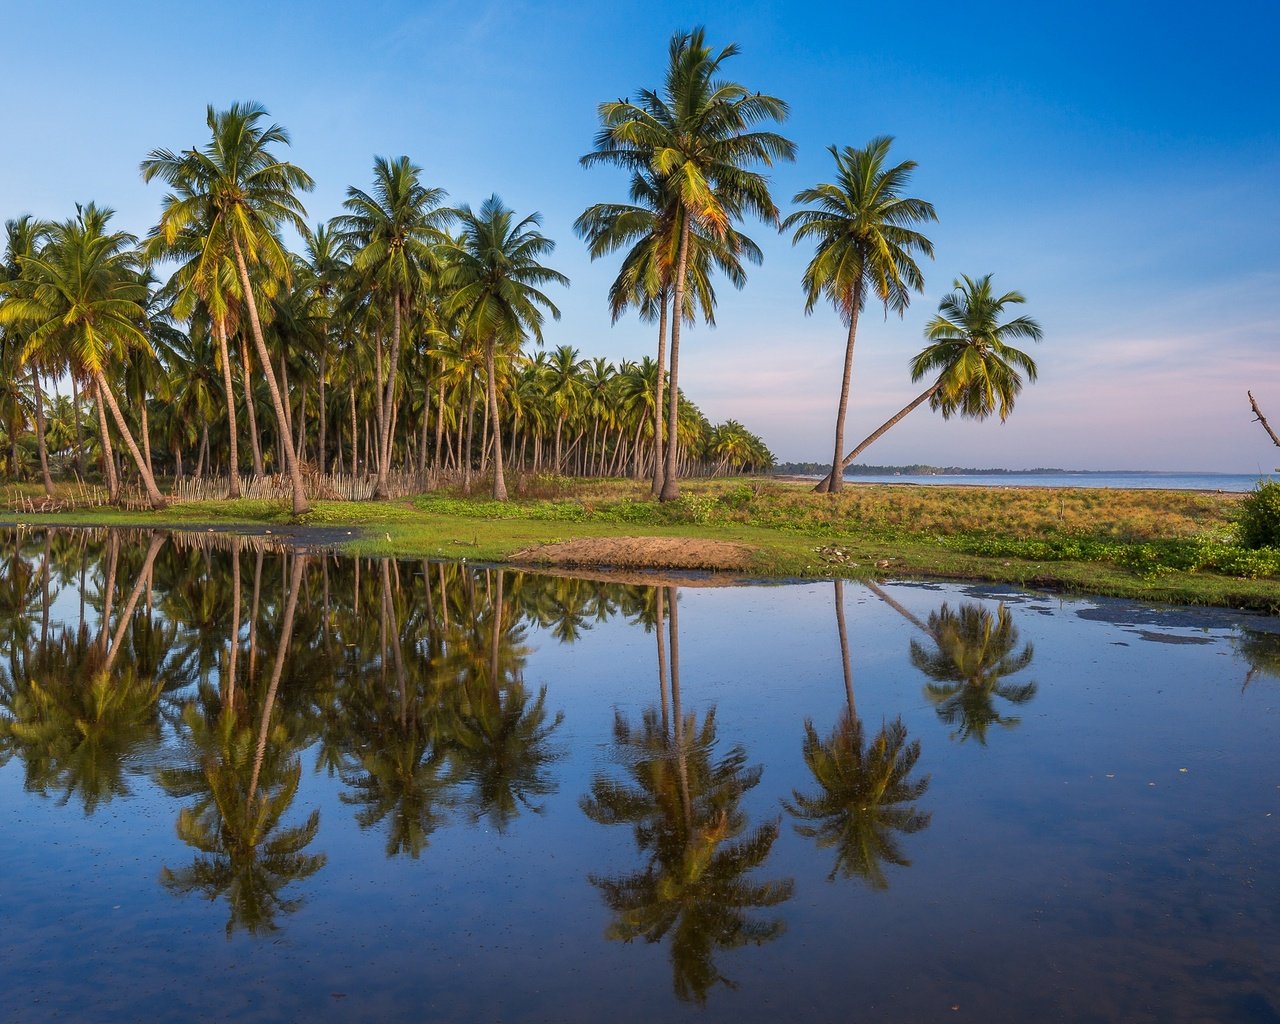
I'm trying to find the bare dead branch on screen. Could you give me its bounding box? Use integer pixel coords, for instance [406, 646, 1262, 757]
[1248, 391, 1280, 448]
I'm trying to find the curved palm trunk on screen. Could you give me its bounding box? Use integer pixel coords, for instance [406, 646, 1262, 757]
[94, 371, 165, 508]
[651, 290, 669, 496]
[864, 579, 934, 638]
[820, 291, 863, 495]
[231, 238, 309, 515]
[104, 533, 165, 673]
[248, 553, 304, 806]
[93, 380, 119, 500]
[659, 220, 692, 502]
[485, 338, 508, 500]
[32, 368, 53, 497]
[215, 321, 241, 497]
[814, 381, 942, 492]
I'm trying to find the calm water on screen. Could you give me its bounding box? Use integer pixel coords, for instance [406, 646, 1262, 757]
[1, 527, 1278, 1024]
[806, 471, 1276, 491]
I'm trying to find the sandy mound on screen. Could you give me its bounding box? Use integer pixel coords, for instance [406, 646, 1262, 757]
[510, 536, 756, 572]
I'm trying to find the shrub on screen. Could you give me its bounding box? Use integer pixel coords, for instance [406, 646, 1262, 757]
[1236, 481, 1280, 549]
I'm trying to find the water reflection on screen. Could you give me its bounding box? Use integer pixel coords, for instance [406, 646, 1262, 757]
[1, 527, 1277, 1021]
[582, 586, 793, 1004]
[785, 581, 931, 890]
[909, 602, 1038, 744]
[1236, 626, 1280, 691]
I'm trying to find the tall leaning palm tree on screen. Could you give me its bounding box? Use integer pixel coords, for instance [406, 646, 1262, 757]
[141, 102, 314, 515]
[784, 138, 937, 494]
[335, 156, 452, 498]
[822, 273, 1043, 477]
[584, 27, 793, 501]
[443, 196, 567, 501]
[0, 205, 166, 508]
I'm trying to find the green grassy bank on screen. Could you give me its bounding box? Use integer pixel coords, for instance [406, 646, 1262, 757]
[3, 477, 1277, 612]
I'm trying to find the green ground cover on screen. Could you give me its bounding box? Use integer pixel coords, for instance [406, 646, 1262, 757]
[2, 478, 1276, 611]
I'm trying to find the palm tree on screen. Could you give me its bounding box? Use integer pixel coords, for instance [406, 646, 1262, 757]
[336, 156, 452, 497]
[824, 274, 1044, 477]
[785, 716, 930, 889]
[910, 602, 1037, 744]
[575, 168, 760, 494]
[443, 196, 568, 500]
[1, 216, 55, 497]
[141, 102, 315, 514]
[783, 581, 931, 889]
[784, 138, 937, 494]
[0, 205, 167, 508]
[584, 27, 793, 501]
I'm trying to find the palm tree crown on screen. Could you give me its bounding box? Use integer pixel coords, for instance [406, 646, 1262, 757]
[915, 273, 1043, 422]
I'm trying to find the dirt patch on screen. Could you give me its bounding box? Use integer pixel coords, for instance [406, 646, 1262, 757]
[510, 536, 757, 572]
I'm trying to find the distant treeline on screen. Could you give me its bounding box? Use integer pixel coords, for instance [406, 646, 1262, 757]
[773, 463, 1071, 477]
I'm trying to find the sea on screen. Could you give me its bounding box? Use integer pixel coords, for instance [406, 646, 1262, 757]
[792, 471, 1277, 492]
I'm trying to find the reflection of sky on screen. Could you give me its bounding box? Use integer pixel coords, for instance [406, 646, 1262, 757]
[3, 563, 1279, 1021]
[3, 1, 1278, 470]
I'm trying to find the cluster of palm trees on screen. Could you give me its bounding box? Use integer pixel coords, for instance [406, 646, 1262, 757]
[0, 93, 774, 512]
[0, 24, 1045, 515]
[580, 29, 1044, 499]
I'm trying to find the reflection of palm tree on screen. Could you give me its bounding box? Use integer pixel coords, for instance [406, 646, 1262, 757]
[784, 581, 931, 889]
[338, 559, 456, 857]
[1236, 628, 1280, 692]
[0, 635, 162, 813]
[911, 602, 1036, 744]
[583, 707, 791, 1004]
[582, 586, 791, 1005]
[786, 717, 929, 889]
[159, 704, 324, 937]
[449, 570, 564, 831]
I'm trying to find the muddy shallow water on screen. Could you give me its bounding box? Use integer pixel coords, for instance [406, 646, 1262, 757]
[0, 527, 1277, 1023]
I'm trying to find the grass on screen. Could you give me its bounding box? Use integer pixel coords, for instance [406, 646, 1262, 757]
[3, 475, 1277, 611]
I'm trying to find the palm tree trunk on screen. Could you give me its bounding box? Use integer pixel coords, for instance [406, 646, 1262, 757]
[656, 586, 669, 735]
[249, 553, 304, 806]
[376, 296, 403, 498]
[485, 338, 508, 500]
[94, 371, 165, 508]
[230, 237, 309, 515]
[317, 352, 327, 475]
[32, 369, 53, 497]
[820, 290, 863, 495]
[814, 381, 942, 491]
[433, 380, 446, 473]
[239, 335, 265, 480]
[140, 396, 154, 481]
[215, 321, 241, 497]
[93, 379, 119, 500]
[70, 374, 85, 479]
[463, 374, 476, 493]
[104, 534, 164, 673]
[227, 536, 241, 712]
[350, 386, 359, 475]
[652, 289, 669, 496]
[660, 220, 691, 502]
[834, 579, 855, 721]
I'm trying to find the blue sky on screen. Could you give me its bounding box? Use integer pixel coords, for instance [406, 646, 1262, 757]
[4, 0, 1278, 470]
